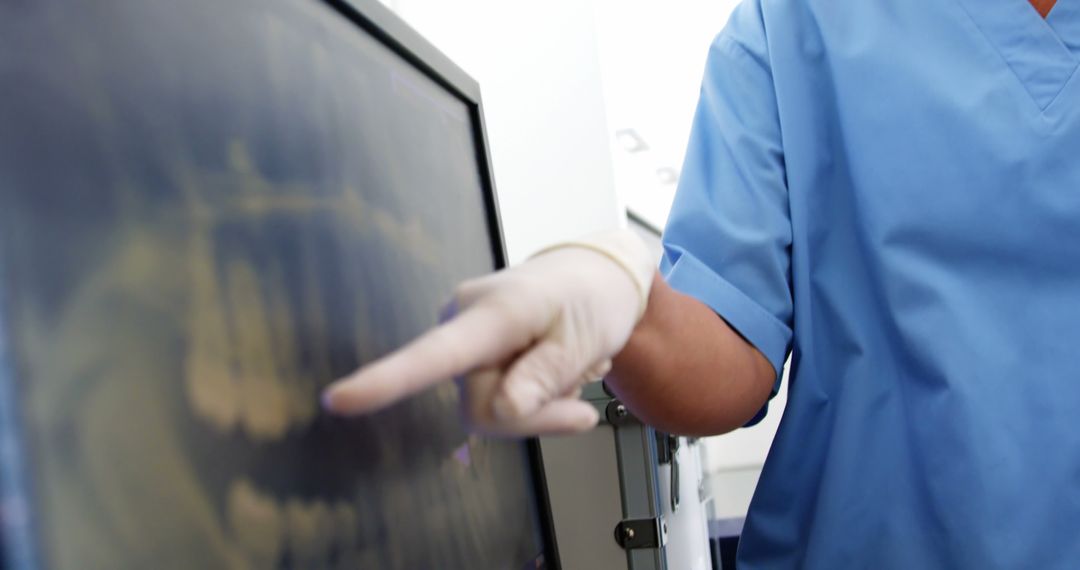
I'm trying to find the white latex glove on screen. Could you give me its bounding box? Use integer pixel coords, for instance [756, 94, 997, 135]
[322, 229, 655, 436]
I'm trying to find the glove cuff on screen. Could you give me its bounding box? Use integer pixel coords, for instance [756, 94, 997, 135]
[531, 229, 655, 320]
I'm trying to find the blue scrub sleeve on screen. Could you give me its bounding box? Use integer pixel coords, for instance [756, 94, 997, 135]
[661, 4, 794, 408]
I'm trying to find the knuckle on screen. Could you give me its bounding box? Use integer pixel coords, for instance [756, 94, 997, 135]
[454, 272, 503, 305]
[485, 292, 534, 335]
[459, 371, 504, 430]
[451, 280, 478, 307]
[520, 353, 570, 398]
[459, 391, 491, 431]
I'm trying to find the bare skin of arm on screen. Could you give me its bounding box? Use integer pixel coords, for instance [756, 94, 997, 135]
[607, 273, 777, 437]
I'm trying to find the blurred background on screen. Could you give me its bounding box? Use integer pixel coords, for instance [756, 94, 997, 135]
[375, 0, 787, 523]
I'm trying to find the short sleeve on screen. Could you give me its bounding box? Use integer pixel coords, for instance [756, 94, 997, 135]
[661, 2, 793, 396]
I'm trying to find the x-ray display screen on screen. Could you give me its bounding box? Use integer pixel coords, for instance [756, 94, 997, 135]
[0, 0, 547, 568]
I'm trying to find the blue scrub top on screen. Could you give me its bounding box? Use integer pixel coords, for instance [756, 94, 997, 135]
[661, 0, 1080, 567]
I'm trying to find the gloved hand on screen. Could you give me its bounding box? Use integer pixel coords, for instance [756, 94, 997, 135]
[322, 229, 655, 436]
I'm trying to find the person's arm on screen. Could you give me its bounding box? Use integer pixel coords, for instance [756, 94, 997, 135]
[323, 228, 788, 440]
[325, 3, 793, 436]
[612, 2, 796, 437]
[608, 273, 775, 437]
[321, 241, 775, 438]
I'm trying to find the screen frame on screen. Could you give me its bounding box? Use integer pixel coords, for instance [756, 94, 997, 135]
[321, 1, 563, 567]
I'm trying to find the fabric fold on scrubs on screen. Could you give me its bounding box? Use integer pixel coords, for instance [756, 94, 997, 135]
[953, 0, 1077, 110]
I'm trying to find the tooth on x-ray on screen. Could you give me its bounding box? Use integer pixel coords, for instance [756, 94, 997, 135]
[227, 261, 292, 440]
[285, 498, 333, 567]
[185, 233, 241, 433]
[227, 479, 284, 567]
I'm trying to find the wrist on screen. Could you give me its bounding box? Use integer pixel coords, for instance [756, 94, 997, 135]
[531, 229, 656, 320]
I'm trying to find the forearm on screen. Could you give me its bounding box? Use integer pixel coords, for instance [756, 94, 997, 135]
[607, 273, 776, 437]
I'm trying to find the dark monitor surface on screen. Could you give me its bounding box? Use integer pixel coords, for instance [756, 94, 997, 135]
[0, 0, 550, 568]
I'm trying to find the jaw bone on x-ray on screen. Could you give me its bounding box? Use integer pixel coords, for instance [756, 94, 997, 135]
[0, 0, 548, 568]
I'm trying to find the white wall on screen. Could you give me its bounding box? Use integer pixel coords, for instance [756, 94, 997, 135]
[378, 0, 622, 264]
[593, 0, 742, 229]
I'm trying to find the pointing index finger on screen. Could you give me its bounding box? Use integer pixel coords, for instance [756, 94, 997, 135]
[321, 295, 540, 415]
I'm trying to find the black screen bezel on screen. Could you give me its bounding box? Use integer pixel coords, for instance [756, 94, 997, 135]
[319, 1, 562, 567]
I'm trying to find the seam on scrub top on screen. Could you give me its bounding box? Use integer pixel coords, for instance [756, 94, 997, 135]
[713, 32, 790, 191]
[1040, 59, 1080, 112]
[715, 32, 771, 75]
[949, 0, 1062, 112]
